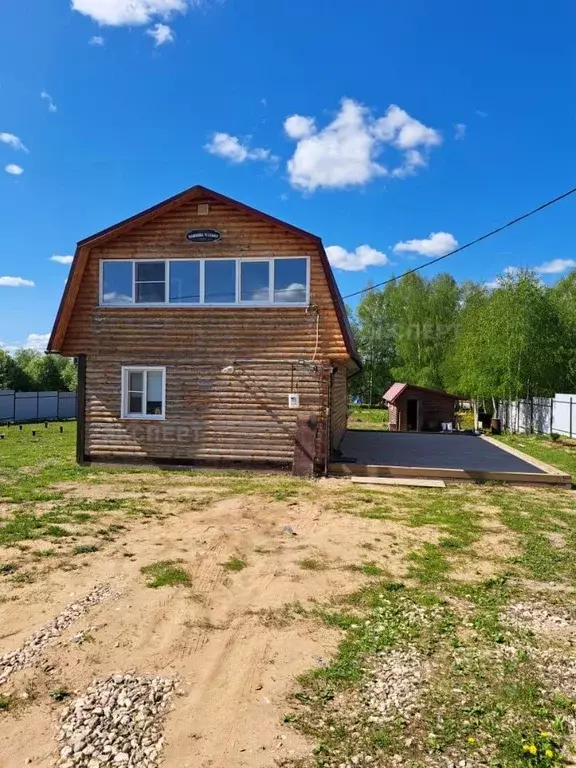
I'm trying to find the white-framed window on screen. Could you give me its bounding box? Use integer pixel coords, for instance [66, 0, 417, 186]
[121, 366, 166, 420]
[100, 257, 309, 307]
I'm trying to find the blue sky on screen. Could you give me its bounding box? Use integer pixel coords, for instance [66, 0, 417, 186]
[1, 0, 575, 351]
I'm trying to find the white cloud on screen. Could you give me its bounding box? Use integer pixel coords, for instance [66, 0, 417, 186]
[373, 104, 441, 150]
[326, 244, 389, 272]
[0, 276, 35, 287]
[71, 0, 189, 26]
[285, 99, 441, 192]
[89, 35, 105, 45]
[476, 110, 488, 118]
[534, 258, 576, 275]
[393, 232, 458, 258]
[284, 115, 316, 140]
[204, 132, 276, 164]
[454, 123, 467, 140]
[146, 22, 174, 45]
[0, 333, 50, 354]
[391, 149, 427, 179]
[23, 333, 50, 351]
[0, 133, 28, 152]
[40, 91, 57, 113]
[5, 164, 24, 176]
[276, 282, 306, 302]
[50, 254, 74, 265]
[103, 291, 133, 304]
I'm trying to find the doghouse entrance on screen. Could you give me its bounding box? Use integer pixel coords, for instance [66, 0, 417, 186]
[406, 399, 419, 431]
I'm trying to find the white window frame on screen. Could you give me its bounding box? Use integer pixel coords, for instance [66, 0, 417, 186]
[99, 256, 310, 308]
[121, 366, 166, 420]
[134, 260, 167, 304]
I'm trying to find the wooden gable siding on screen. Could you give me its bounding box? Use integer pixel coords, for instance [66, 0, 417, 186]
[60, 197, 348, 362]
[62, 196, 348, 465]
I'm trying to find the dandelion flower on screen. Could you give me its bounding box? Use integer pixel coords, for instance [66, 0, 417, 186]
[467, 737, 476, 745]
[540, 731, 551, 738]
[545, 749, 554, 758]
[529, 745, 538, 755]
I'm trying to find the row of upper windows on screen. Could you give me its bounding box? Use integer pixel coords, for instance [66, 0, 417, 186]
[100, 257, 309, 306]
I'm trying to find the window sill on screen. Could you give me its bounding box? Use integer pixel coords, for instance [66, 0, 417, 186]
[120, 414, 166, 421]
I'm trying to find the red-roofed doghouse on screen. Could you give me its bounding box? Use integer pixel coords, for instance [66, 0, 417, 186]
[383, 383, 460, 432]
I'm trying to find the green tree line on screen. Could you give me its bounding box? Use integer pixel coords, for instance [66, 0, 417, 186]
[0, 349, 77, 392]
[349, 268, 576, 406]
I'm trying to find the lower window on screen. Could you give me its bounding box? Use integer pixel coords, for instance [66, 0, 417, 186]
[121, 366, 165, 419]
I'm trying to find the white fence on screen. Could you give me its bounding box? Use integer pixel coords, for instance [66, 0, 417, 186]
[0, 390, 77, 424]
[501, 394, 576, 437]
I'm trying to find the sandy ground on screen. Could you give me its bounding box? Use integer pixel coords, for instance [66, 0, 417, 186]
[0, 480, 431, 768]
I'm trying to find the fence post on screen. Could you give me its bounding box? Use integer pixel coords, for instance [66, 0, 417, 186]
[56, 392, 60, 421]
[36, 391, 40, 422]
[530, 398, 534, 434]
[571, 397, 573, 440]
[550, 397, 554, 437]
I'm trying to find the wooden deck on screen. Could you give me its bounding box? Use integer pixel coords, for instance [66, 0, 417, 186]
[331, 431, 571, 487]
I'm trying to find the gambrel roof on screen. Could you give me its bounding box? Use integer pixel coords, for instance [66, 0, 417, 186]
[48, 184, 360, 368]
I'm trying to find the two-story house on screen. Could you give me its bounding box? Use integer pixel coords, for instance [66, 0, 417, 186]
[48, 185, 360, 473]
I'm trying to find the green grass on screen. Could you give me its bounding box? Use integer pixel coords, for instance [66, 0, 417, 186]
[0, 562, 19, 574]
[408, 542, 451, 583]
[33, 548, 57, 558]
[286, 481, 576, 767]
[221, 556, 247, 572]
[298, 557, 326, 571]
[346, 561, 385, 577]
[288, 575, 571, 768]
[49, 688, 71, 702]
[348, 405, 389, 431]
[486, 488, 576, 582]
[404, 490, 483, 548]
[140, 560, 191, 588]
[72, 544, 99, 555]
[495, 433, 576, 480]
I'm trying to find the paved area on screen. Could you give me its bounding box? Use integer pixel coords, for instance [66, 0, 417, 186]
[338, 431, 544, 473]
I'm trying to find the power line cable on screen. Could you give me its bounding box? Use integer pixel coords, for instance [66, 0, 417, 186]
[341, 185, 576, 301]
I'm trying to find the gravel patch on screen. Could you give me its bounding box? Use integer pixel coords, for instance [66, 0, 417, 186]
[57, 674, 176, 767]
[504, 601, 572, 633]
[534, 648, 576, 699]
[0, 582, 119, 685]
[362, 646, 425, 725]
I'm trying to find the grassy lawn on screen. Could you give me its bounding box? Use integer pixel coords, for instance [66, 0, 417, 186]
[348, 405, 389, 431]
[2, 421, 576, 767]
[496, 433, 576, 481]
[284, 478, 576, 767]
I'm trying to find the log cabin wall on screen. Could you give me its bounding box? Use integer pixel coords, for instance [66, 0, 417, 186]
[60, 196, 350, 465]
[330, 365, 348, 449]
[388, 403, 399, 431]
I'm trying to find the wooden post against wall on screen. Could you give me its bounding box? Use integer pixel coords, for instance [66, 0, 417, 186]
[76, 354, 87, 464]
[293, 413, 317, 477]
